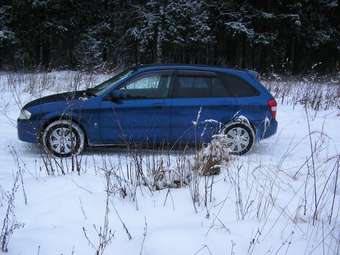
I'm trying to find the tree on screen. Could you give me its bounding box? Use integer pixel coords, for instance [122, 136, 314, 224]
[130, 0, 212, 63]
[0, 2, 15, 68]
[0, 0, 338, 73]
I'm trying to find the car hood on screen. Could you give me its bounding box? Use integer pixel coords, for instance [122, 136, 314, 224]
[23, 90, 91, 109]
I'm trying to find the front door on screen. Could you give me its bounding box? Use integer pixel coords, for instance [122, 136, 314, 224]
[99, 71, 172, 144]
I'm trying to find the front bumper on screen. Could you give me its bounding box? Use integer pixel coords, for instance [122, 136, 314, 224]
[17, 119, 41, 143]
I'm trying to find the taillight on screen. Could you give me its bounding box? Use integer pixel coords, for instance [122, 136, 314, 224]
[268, 98, 277, 119]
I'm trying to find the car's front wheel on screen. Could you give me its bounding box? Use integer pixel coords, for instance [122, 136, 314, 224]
[42, 120, 85, 157]
[221, 123, 255, 155]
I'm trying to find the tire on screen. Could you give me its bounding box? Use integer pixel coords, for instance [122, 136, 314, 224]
[42, 120, 85, 157]
[221, 122, 255, 155]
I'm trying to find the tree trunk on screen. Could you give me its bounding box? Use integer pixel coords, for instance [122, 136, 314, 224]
[290, 36, 296, 74]
[155, 10, 163, 63]
[42, 35, 50, 69]
[241, 35, 246, 68]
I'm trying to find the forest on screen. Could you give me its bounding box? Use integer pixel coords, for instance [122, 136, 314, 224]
[0, 0, 339, 74]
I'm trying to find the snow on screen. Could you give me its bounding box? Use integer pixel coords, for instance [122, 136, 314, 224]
[0, 72, 339, 255]
[225, 21, 255, 38]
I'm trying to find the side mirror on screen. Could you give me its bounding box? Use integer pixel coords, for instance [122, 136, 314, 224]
[106, 90, 124, 102]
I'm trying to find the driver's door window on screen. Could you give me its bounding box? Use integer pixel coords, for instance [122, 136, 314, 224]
[120, 74, 171, 99]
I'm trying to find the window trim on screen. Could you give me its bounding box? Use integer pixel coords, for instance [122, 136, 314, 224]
[175, 71, 217, 78]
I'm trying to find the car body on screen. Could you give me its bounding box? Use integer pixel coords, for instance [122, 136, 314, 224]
[17, 64, 278, 156]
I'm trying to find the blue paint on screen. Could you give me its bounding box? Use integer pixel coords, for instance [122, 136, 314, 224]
[17, 64, 278, 147]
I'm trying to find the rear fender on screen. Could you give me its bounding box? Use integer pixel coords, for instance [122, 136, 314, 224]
[222, 114, 257, 143]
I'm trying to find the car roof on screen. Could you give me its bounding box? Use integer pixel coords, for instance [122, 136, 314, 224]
[134, 64, 247, 74]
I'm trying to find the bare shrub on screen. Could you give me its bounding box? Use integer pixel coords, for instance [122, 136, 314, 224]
[82, 169, 114, 255]
[5, 71, 108, 107]
[193, 136, 231, 176]
[263, 79, 339, 110]
[0, 172, 24, 253]
[9, 146, 28, 205]
[104, 147, 192, 201]
[40, 151, 85, 176]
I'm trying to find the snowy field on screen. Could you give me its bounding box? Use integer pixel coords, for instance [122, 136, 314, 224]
[0, 71, 339, 255]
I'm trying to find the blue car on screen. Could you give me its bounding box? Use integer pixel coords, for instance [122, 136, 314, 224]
[17, 64, 277, 157]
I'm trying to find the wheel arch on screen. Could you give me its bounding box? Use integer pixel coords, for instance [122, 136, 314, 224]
[223, 115, 257, 139]
[39, 115, 88, 145]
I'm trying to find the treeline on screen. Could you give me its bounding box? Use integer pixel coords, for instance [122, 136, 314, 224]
[0, 0, 339, 74]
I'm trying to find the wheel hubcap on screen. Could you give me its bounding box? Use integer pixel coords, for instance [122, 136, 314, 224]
[49, 127, 77, 154]
[224, 127, 250, 153]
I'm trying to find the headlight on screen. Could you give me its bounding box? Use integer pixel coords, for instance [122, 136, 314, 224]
[18, 109, 32, 120]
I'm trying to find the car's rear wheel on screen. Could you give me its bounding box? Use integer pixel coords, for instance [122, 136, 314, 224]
[221, 123, 255, 155]
[42, 120, 85, 157]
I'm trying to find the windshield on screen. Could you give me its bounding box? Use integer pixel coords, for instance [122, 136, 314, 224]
[90, 69, 134, 95]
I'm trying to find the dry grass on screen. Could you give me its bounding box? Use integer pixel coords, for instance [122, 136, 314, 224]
[0, 71, 339, 254]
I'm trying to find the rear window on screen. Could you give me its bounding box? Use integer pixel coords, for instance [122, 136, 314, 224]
[221, 73, 259, 97]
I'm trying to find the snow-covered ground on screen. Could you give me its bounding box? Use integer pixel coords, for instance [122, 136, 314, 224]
[0, 72, 339, 255]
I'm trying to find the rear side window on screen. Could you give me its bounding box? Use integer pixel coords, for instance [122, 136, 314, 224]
[221, 73, 259, 97]
[173, 73, 233, 98]
[211, 76, 231, 97]
[174, 76, 210, 98]
[172, 71, 259, 98]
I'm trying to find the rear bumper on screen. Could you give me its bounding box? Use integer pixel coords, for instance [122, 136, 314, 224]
[254, 119, 278, 141]
[17, 119, 41, 143]
[263, 119, 278, 139]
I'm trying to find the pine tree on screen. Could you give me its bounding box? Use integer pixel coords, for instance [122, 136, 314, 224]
[0, 0, 338, 73]
[130, 0, 212, 64]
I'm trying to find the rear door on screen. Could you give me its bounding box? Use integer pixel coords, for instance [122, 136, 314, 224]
[169, 71, 238, 144]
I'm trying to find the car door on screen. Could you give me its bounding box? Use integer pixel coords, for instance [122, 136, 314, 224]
[99, 71, 173, 144]
[169, 71, 238, 144]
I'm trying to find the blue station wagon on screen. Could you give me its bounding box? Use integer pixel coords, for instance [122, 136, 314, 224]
[17, 64, 278, 157]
